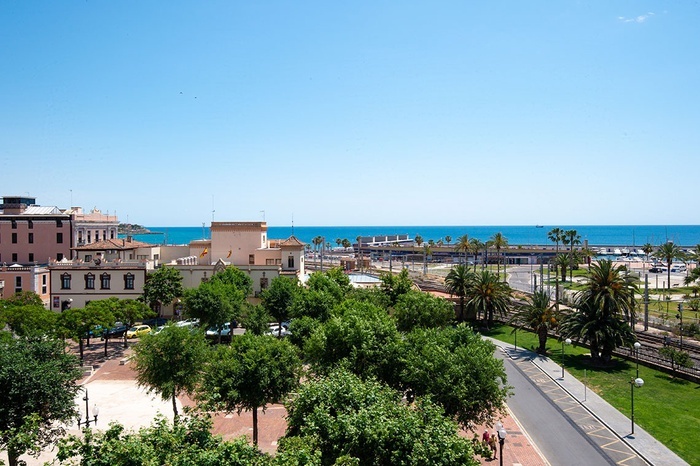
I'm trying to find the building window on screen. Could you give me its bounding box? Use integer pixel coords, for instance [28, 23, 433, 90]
[15, 276, 22, 293]
[56, 219, 63, 227]
[87, 232, 91, 243]
[110, 230, 115, 239]
[61, 273, 71, 289]
[288, 256, 295, 268]
[28, 233, 33, 243]
[11, 220, 17, 229]
[100, 273, 111, 289]
[12, 233, 17, 243]
[266, 259, 275, 265]
[85, 273, 95, 290]
[29, 253, 34, 262]
[249, 254, 255, 265]
[28, 220, 33, 229]
[57, 232, 63, 243]
[275, 259, 282, 265]
[260, 277, 269, 290]
[85, 254, 92, 263]
[41, 275, 47, 294]
[124, 273, 135, 290]
[12, 253, 17, 262]
[95, 232, 100, 242]
[57, 253, 64, 261]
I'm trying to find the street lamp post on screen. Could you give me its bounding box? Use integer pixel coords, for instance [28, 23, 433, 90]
[497, 424, 507, 466]
[77, 388, 99, 429]
[630, 377, 644, 435]
[561, 338, 571, 378]
[634, 341, 641, 379]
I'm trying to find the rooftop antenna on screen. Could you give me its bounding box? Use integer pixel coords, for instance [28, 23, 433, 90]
[212, 195, 215, 222]
[260, 210, 265, 222]
[291, 213, 294, 236]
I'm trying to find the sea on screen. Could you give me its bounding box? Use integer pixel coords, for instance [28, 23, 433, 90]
[123, 225, 700, 248]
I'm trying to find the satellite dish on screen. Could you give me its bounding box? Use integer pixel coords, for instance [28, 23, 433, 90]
[94, 258, 101, 265]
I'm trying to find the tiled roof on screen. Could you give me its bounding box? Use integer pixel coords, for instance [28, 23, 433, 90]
[279, 235, 305, 247]
[73, 238, 154, 251]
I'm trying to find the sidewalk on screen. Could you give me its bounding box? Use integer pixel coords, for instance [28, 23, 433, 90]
[485, 337, 688, 466]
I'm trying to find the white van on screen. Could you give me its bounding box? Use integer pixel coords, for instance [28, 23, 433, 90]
[671, 264, 687, 273]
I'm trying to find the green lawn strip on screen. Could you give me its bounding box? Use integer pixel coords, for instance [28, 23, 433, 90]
[482, 323, 700, 465]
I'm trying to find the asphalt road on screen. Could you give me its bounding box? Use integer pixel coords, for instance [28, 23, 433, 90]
[496, 351, 616, 466]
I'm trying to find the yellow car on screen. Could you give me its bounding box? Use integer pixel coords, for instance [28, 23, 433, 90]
[126, 324, 152, 338]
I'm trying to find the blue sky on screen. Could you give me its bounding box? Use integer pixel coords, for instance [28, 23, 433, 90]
[1, 2, 698, 226]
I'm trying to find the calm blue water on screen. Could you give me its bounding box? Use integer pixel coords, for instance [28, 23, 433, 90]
[123, 225, 700, 247]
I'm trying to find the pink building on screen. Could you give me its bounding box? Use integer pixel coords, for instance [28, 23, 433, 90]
[0, 196, 72, 265]
[0, 263, 51, 306]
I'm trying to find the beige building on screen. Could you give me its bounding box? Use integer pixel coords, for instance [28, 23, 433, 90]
[66, 206, 119, 253]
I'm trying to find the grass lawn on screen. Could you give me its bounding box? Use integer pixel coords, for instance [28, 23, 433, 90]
[482, 323, 700, 465]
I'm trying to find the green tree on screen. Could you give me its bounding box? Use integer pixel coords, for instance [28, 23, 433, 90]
[548, 227, 564, 310]
[454, 234, 470, 264]
[379, 268, 413, 305]
[658, 347, 693, 378]
[559, 260, 637, 365]
[466, 270, 512, 328]
[132, 324, 209, 421]
[490, 232, 508, 278]
[653, 242, 684, 292]
[400, 325, 510, 428]
[142, 266, 184, 316]
[444, 264, 472, 321]
[209, 265, 254, 296]
[185, 280, 243, 342]
[261, 276, 300, 337]
[554, 253, 569, 283]
[243, 305, 273, 336]
[305, 300, 402, 384]
[414, 234, 423, 247]
[200, 333, 302, 445]
[57, 414, 270, 466]
[341, 238, 352, 249]
[393, 290, 454, 331]
[57, 306, 115, 364]
[284, 369, 479, 466]
[469, 237, 485, 269]
[509, 290, 557, 354]
[0, 337, 82, 466]
[642, 243, 654, 266]
[445, 235, 452, 246]
[0, 296, 57, 337]
[564, 229, 581, 282]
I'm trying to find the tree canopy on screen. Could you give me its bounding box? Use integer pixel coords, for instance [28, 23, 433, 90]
[142, 265, 184, 313]
[0, 337, 82, 466]
[132, 324, 210, 420]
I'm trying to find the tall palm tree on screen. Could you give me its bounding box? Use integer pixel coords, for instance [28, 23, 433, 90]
[641, 243, 654, 270]
[415, 235, 424, 247]
[490, 232, 508, 280]
[554, 254, 569, 283]
[548, 228, 564, 310]
[579, 247, 596, 270]
[469, 238, 485, 269]
[455, 234, 470, 264]
[564, 229, 580, 282]
[653, 242, 684, 293]
[445, 235, 452, 246]
[559, 260, 637, 365]
[422, 244, 431, 275]
[445, 264, 472, 321]
[466, 270, 512, 328]
[509, 290, 557, 354]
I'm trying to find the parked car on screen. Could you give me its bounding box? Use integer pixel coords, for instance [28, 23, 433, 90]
[265, 324, 291, 338]
[126, 324, 152, 338]
[142, 317, 169, 328]
[205, 323, 233, 342]
[101, 322, 128, 340]
[649, 267, 666, 273]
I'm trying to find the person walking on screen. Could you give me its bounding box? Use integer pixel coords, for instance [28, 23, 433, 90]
[489, 432, 498, 459]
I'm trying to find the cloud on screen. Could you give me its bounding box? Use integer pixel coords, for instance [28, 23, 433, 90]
[618, 12, 655, 23]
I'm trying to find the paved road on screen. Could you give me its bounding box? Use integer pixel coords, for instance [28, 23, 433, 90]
[496, 350, 618, 465]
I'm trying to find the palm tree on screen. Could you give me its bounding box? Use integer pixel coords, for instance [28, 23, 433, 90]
[455, 234, 470, 264]
[445, 264, 472, 321]
[335, 238, 341, 248]
[469, 238, 485, 269]
[422, 244, 431, 275]
[579, 247, 597, 270]
[509, 290, 557, 354]
[445, 235, 452, 246]
[466, 270, 512, 328]
[564, 229, 580, 282]
[490, 232, 508, 280]
[559, 260, 637, 365]
[554, 254, 569, 283]
[653, 242, 684, 293]
[415, 235, 424, 247]
[342, 238, 351, 250]
[548, 228, 564, 310]
[641, 243, 654, 270]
